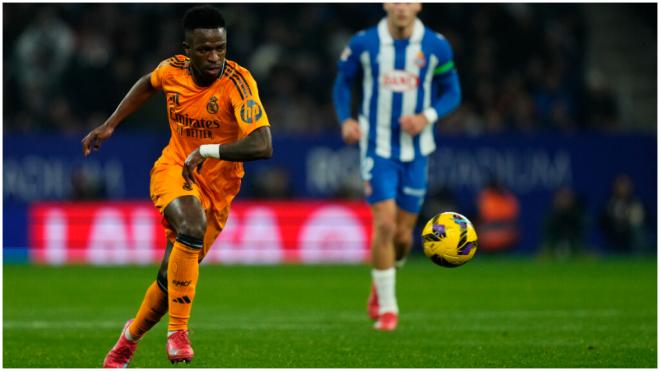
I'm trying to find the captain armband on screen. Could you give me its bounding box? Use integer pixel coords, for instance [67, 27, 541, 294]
[199, 144, 221, 159]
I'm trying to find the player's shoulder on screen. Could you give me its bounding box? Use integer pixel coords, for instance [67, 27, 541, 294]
[423, 28, 453, 54]
[350, 26, 378, 49]
[338, 29, 371, 62]
[224, 60, 253, 78]
[156, 54, 191, 71]
[223, 59, 258, 97]
[224, 59, 257, 85]
[151, 55, 191, 88]
[423, 28, 450, 45]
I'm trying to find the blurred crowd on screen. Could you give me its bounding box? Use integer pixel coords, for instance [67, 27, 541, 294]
[4, 3, 628, 135]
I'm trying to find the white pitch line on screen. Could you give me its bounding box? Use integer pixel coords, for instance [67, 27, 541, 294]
[3, 320, 654, 350]
[5, 309, 648, 332]
[2, 320, 346, 331]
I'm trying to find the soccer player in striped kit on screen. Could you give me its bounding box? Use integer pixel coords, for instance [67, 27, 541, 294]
[332, 3, 461, 331]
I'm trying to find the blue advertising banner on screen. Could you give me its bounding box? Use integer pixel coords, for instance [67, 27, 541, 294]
[4, 132, 657, 257]
[4, 133, 168, 252]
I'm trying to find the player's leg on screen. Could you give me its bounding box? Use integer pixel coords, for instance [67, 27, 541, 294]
[103, 241, 172, 368]
[394, 208, 419, 268]
[162, 195, 207, 363]
[372, 155, 428, 331]
[104, 222, 175, 368]
[103, 240, 174, 369]
[370, 200, 399, 327]
[364, 156, 400, 330]
[394, 154, 429, 265]
[370, 208, 419, 333]
[371, 200, 398, 270]
[104, 229, 191, 368]
[123, 240, 172, 342]
[104, 164, 205, 367]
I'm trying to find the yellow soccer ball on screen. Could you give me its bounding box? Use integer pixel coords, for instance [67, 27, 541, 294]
[421, 212, 478, 267]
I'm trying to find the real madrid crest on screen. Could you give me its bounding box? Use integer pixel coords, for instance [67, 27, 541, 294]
[207, 96, 219, 114]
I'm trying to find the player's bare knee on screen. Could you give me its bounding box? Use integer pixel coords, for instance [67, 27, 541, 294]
[175, 220, 206, 242]
[174, 220, 205, 252]
[374, 218, 397, 240]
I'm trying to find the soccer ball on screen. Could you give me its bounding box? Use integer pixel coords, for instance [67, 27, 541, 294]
[421, 212, 478, 268]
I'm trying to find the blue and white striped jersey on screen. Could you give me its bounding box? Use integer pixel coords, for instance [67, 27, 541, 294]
[333, 18, 461, 162]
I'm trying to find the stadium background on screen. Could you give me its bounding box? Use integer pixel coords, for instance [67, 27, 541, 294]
[3, 3, 657, 368]
[4, 3, 656, 263]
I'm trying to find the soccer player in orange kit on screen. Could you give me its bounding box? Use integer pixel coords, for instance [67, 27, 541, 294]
[81, 6, 272, 367]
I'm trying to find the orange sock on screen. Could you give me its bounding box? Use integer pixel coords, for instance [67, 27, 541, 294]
[167, 240, 201, 331]
[128, 281, 168, 340]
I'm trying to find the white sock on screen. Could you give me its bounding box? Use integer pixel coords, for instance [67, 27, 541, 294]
[124, 328, 138, 342]
[395, 257, 407, 269]
[372, 268, 398, 314]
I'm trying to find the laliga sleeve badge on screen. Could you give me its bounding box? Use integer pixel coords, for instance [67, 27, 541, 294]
[340, 46, 352, 61]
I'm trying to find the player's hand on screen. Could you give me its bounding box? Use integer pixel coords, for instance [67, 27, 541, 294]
[182, 147, 206, 189]
[399, 114, 429, 137]
[81, 124, 114, 157]
[341, 118, 362, 145]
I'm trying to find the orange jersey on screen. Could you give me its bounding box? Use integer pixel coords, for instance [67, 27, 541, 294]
[150, 55, 269, 185]
[148, 55, 270, 249]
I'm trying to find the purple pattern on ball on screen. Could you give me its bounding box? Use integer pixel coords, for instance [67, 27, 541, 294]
[452, 214, 467, 226]
[432, 224, 446, 237]
[459, 242, 473, 255]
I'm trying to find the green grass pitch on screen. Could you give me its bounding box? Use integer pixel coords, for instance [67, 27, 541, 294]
[3, 257, 657, 367]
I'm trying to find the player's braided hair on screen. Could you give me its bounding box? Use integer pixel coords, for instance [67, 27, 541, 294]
[182, 5, 226, 32]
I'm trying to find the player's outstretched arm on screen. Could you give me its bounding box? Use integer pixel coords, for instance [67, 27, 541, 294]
[81, 74, 157, 156]
[182, 126, 272, 187]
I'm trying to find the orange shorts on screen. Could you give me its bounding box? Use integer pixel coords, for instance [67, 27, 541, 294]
[149, 161, 241, 261]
